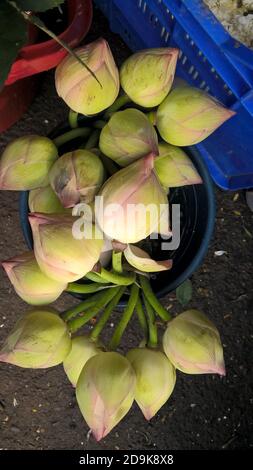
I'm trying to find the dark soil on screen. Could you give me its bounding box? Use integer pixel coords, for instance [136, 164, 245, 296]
[0, 8, 252, 450]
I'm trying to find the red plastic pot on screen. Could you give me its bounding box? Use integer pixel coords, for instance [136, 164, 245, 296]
[0, 0, 93, 133]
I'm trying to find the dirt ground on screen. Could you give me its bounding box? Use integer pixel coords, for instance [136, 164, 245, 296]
[0, 8, 252, 451]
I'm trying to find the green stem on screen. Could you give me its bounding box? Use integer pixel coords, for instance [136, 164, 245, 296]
[100, 267, 136, 286]
[84, 129, 100, 150]
[68, 110, 79, 129]
[85, 272, 109, 284]
[109, 284, 139, 350]
[53, 128, 91, 148]
[139, 275, 171, 321]
[93, 120, 107, 130]
[143, 295, 158, 348]
[146, 110, 157, 125]
[66, 282, 114, 294]
[90, 286, 126, 341]
[135, 297, 148, 340]
[112, 251, 123, 273]
[62, 290, 107, 321]
[104, 94, 130, 119]
[67, 287, 121, 333]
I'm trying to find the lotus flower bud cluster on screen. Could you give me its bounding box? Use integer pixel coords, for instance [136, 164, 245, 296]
[49, 150, 105, 208]
[156, 85, 235, 146]
[0, 309, 71, 368]
[0, 40, 229, 441]
[120, 48, 178, 107]
[2, 252, 67, 305]
[163, 310, 225, 375]
[127, 348, 176, 420]
[55, 38, 120, 115]
[76, 352, 136, 440]
[63, 336, 102, 387]
[99, 108, 158, 166]
[29, 213, 103, 283]
[0, 135, 58, 190]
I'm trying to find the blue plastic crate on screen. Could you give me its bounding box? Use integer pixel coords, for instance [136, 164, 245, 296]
[95, 0, 253, 190]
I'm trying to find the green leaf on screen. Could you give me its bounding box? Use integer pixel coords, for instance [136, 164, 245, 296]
[15, 0, 65, 12]
[0, 2, 28, 89]
[176, 279, 193, 306]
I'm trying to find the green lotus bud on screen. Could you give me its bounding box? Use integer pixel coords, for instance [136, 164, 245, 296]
[0, 135, 58, 190]
[76, 352, 136, 440]
[127, 348, 176, 420]
[96, 154, 168, 243]
[2, 251, 67, 305]
[29, 186, 69, 214]
[63, 335, 102, 387]
[154, 142, 202, 188]
[156, 86, 235, 146]
[49, 150, 104, 208]
[120, 48, 178, 107]
[163, 310, 225, 375]
[0, 309, 71, 368]
[29, 213, 103, 283]
[99, 108, 158, 166]
[55, 38, 120, 115]
[124, 244, 172, 273]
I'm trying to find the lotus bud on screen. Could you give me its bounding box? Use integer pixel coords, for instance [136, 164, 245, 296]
[0, 135, 58, 190]
[99, 108, 158, 166]
[29, 213, 103, 283]
[127, 348, 176, 420]
[96, 154, 169, 243]
[0, 309, 71, 368]
[156, 86, 235, 146]
[154, 142, 202, 188]
[163, 310, 225, 375]
[29, 186, 69, 214]
[124, 245, 172, 273]
[63, 335, 102, 387]
[49, 150, 105, 208]
[2, 251, 67, 305]
[55, 38, 120, 115]
[120, 48, 178, 107]
[76, 352, 135, 440]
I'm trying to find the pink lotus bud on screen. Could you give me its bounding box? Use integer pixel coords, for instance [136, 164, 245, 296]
[76, 352, 136, 440]
[2, 251, 67, 305]
[29, 186, 70, 214]
[63, 335, 102, 387]
[127, 348, 176, 420]
[0, 135, 58, 190]
[163, 310, 225, 375]
[55, 38, 120, 115]
[99, 108, 158, 166]
[96, 154, 169, 243]
[154, 142, 202, 188]
[157, 86, 235, 146]
[0, 309, 71, 368]
[49, 149, 104, 208]
[124, 244, 172, 273]
[29, 213, 103, 283]
[120, 48, 178, 107]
